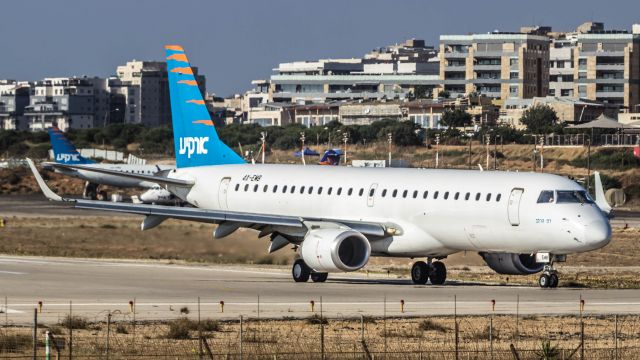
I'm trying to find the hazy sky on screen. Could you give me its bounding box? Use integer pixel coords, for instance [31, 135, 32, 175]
[2, 0, 639, 96]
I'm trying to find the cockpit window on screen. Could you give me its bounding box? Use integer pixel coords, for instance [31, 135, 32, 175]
[537, 191, 555, 203]
[556, 190, 594, 204]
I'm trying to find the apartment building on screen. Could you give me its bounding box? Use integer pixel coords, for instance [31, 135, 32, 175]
[439, 32, 550, 100]
[0, 81, 30, 131]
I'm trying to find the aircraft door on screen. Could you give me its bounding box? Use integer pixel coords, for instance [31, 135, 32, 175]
[507, 188, 524, 226]
[367, 183, 378, 207]
[218, 177, 231, 210]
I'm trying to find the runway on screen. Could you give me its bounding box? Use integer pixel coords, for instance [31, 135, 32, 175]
[0, 256, 639, 324]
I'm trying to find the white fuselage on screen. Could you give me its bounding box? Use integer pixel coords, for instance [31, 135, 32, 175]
[55, 164, 174, 188]
[168, 164, 611, 258]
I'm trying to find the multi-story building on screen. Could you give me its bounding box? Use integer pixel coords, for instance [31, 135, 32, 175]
[0, 81, 30, 130]
[25, 77, 106, 131]
[573, 28, 640, 110]
[439, 32, 550, 100]
[265, 39, 441, 104]
[115, 60, 206, 126]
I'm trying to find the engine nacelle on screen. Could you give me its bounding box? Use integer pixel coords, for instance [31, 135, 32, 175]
[300, 228, 370, 272]
[480, 252, 544, 275]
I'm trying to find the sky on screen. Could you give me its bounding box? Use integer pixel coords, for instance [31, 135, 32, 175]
[2, 0, 640, 97]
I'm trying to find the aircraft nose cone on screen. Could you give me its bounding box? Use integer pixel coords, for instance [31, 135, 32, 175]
[584, 219, 612, 249]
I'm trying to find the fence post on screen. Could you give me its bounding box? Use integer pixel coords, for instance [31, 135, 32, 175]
[580, 320, 584, 360]
[383, 295, 387, 360]
[455, 320, 459, 360]
[68, 301, 72, 360]
[106, 311, 111, 360]
[489, 315, 493, 360]
[614, 314, 618, 360]
[33, 308, 38, 360]
[45, 330, 50, 360]
[239, 315, 243, 360]
[515, 294, 519, 344]
[320, 296, 325, 360]
[198, 297, 202, 360]
[360, 315, 364, 343]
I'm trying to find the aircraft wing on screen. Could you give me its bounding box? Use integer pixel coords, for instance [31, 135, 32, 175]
[28, 159, 385, 237]
[43, 162, 194, 187]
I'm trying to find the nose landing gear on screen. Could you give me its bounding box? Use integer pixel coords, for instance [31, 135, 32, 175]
[538, 264, 559, 288]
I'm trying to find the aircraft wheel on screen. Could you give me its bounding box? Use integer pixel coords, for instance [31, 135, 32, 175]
[411, 261, 429, 284]
[311, 272, 328, 283]
[97, 190, 109, 201]
[549, 273, 559, 288]
[538, 273, 550, 288]
[292, 259, 311, 283]
[429, 261, 447, 285]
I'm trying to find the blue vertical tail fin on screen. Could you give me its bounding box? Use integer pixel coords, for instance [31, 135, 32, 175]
[47, 127, 95, 164]
[165, 45, 245, 168]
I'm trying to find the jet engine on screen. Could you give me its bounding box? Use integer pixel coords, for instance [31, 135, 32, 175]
[480, 252, 544, 275]
[300, 228, 370, 272]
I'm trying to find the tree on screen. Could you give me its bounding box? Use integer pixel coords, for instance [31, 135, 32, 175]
[520, 105, 559, 134]
[440, 109, 472, 128]
[437, 90, 450, 99]
[413, 85, 431, 99]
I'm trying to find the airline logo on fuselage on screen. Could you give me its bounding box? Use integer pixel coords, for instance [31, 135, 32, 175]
[56, 153, 80, 162]
[179, 137, 209, 158]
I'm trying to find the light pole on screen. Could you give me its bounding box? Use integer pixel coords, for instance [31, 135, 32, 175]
[342, 132, 349, 166]
[485, 133, 491, 170]
[387, 132, 393, 167]
[260, 131, 267, 164]
[435, 133, 440, 169]
[300, 132, 306, 166]
[539, 136, 545, 173]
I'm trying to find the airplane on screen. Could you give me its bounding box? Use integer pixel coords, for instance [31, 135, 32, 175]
[28, 45, 612, 288]
[45, 126, 173, 200]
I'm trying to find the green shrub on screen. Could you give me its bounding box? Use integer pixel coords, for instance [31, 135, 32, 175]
[61, 315, 88, 329]
[418, 319, 447, 333]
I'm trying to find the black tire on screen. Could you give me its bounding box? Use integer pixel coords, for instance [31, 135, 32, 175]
[311, 272, 328, 283]
[411, 261, 429, 284]
[429, 261, 447, 285]
[292, 259, 311, 283]
[549, 273, 559, 288]
[98, 190, 109, 201]
[539, 274, 550, 288]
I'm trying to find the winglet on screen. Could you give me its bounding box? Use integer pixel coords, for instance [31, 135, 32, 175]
[27, 158, 65, 202]
[594, 171, 612, 215]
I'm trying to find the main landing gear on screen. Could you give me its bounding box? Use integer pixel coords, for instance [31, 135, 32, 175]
[292, 259, 328, 283]
[411, 259, 447, 285]
[538, 264, 559, 289]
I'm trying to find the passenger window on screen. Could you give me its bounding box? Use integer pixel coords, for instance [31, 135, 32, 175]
[273, 185, 278, 193]
[486, 193, 491, 201]
[300, 186, 305, 194]
[402, 190, 408, 198]
[282, 185, 288, 193]
[308, 186, 313, 194]
[337, 188, 342, 195]
[235, 184, 239, 191]
[263, 185, 268, 192]
[496, 194, 501, 202]
[254, 184, 259, 192]
[423, 191, 428, 199]
[475, 193, 481, 201]
[465, 192, 470, 200]
[291, 186, 296, 194]
[244, 184, 249, 192]
[454, 192, 460, 200]
[413, 190, 418, 198]
[382, 189, 387, 197]
[348, 188, 353, 196]
[434, 191, 439, 199]
[369, 188, 375, 197]
[392, 189, 398, 197]
[537, 191, 554, 203]
[328, 187, 332, 195]
[359, 188, 364, 196]
[318, 187, 323, 195]
[444, 191, 449, 200]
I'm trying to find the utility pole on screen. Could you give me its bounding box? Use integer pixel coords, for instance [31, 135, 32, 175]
[300, 132, 306, 166]
[494, 135, 498, 170]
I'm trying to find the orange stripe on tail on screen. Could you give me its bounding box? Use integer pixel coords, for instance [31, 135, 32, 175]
[166, 53, 189, 62]
[178, 80, 198, 86]
[164, 45, 184, 51]
[192, 120, 215, 126]
[186, 100, 205, 105]
[170, 67, 194, 75]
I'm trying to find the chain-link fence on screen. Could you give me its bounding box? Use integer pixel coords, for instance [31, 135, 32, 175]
[2, 307, 640, 359]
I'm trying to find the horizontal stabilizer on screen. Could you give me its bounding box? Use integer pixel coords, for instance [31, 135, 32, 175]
[44, 162, 194, 187]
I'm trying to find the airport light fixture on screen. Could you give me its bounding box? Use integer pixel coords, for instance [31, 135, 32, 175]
[387, 132, 393, 166]
[342, 132, 349, 166]
[435, 134, 440, 168]
[300, 132, 306, 166]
